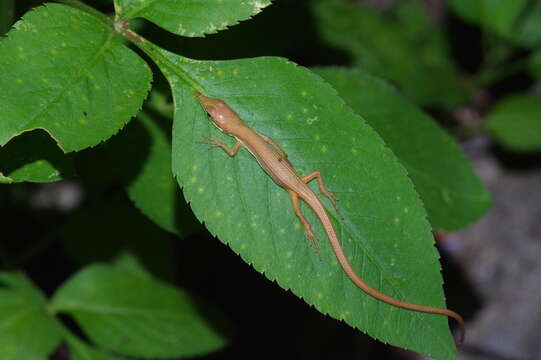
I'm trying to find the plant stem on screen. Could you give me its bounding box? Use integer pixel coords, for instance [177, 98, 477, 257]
[120, 29, 205, 93]
[55, 0, 205, 95]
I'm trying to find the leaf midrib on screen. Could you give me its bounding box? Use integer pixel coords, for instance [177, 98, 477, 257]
[16, 28, 115, 151]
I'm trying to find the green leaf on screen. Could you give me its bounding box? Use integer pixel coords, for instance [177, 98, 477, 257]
[530, 50, 541, 79]
[0, 272, 45, 301]
[0, 130, 74, 183]
[449, 0, 529, 37]
[50, 264, 228, 358]
[115, 0, 272, 37]
[62, 198, 177, 281]
[152, 47, 457, 359]
[314, 67, 491, 231]
[311, 0, 468, 107]
[485, 95, 541, 152]
[106, 108, 199, 236]
[65, 332, 121, 360]
[0, 3, 151, 152]
[0, 336, 43, 360]
[111, 251, 155, 280]
[512, 1, 541, 48]
[0, 272, 63, 360]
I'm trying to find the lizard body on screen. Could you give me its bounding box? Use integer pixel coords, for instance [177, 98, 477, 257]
[196, 93, 464, 345]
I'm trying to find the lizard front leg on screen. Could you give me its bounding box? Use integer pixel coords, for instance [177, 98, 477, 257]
[199, 136, 242, 157]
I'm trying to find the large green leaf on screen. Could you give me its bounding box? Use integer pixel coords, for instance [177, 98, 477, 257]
[150, 46, 457, 359]
[449, 0, 529, 37]
[0, 3, 151, 152]
[485, 95, 541, 152]
[0, 272, 63, 360]
[50, 263, 228, 358]
[311, 0, 467, 107]
[106, 109, 200, 236]
[115, 0, 272, 37]
[314, 67, 491, 231]
[0, 130, 74, 183]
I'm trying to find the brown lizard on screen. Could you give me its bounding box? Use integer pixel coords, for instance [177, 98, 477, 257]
[196, 93, 465, 345]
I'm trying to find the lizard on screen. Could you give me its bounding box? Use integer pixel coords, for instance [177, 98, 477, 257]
[195, 93, 465, 346]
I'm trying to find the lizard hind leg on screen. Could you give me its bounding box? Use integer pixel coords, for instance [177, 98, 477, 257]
[301, 171, 340, 215]
[288, 190, 320, 253]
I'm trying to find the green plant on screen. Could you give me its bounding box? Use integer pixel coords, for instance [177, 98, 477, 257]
[4, 0, 539, 359]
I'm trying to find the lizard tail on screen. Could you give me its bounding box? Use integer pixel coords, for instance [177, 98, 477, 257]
[302, 194, 465, 346]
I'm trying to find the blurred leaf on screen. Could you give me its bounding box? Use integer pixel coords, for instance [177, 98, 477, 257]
[106, 109, 200, 236]
[0, 130, 74, 183]
[149, 43, 458, 358]
[111, 252, 154, 280]
[0, 272, 63, 360]
[65, 332, 121, 360]
[530, 50, 541, 78]
[512, 1, 541, 48]
[449, 0, 529, 37]
[50, 263, 228, 358]
[0, 3, 151, 152]
[311, 0, 468, 107]
[485, 95, 541, 152]
[115, 0, 272, 37]
[62, 197, 177, 281]
[314, 67, 492, 231]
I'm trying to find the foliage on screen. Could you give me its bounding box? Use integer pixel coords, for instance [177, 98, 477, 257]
[2, 0, 539, 359]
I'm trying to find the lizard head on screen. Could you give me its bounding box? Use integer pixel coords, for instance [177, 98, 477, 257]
[196, 93, 245, 135]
